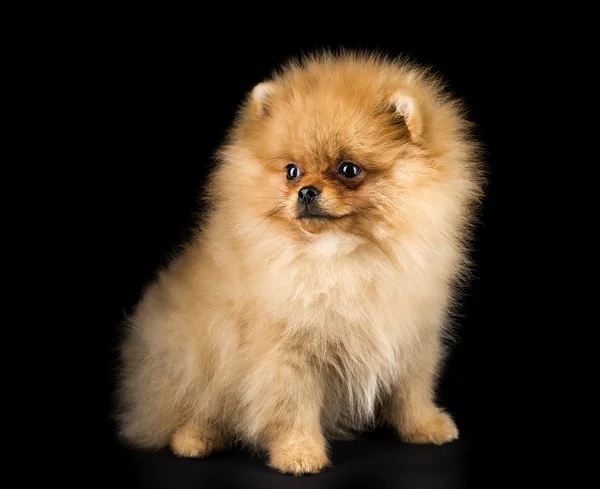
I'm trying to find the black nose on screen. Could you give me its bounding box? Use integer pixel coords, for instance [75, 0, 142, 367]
[298, 186, 320, 205]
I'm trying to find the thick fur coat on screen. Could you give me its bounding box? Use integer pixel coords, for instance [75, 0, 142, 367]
[117, 51, 484, 475]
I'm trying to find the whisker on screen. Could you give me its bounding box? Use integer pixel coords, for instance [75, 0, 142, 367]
[258, 208, 284, 241]
[248, 202, 286, 231]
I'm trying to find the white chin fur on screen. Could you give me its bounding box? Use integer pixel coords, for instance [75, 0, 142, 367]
[303, 229, 364, 257]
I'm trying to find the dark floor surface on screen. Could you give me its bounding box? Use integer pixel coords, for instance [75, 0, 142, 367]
[108, 426, 478, 489]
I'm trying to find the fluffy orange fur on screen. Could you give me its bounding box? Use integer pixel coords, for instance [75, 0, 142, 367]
[116, 51, 484, 475]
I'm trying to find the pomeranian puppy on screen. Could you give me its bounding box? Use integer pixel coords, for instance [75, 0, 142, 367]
[117, 51, 484, 475]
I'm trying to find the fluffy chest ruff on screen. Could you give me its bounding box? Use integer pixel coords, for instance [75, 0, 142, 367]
[242, 230, 431, 434]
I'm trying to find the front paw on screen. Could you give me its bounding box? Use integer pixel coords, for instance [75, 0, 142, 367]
[170, 424, 224, 458]
[399, 409, 459, 445]
[268, 434, 330, 476]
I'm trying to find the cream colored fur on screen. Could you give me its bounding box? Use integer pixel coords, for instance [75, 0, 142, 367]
[117, 51, 484, 475]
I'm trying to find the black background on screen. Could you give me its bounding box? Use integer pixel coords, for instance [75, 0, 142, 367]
[90, 39, 532, 488]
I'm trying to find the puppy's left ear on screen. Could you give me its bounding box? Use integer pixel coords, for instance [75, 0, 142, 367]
[389, 91, 424, 144]
[250, 81, 276, 117]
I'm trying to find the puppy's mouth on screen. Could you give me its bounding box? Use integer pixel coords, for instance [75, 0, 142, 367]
[296, 205, 342, 220]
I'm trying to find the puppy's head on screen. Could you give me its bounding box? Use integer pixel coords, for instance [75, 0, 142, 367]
[218, 53, 481, 242]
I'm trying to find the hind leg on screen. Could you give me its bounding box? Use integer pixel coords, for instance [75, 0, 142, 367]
[170, 421, 227, 458]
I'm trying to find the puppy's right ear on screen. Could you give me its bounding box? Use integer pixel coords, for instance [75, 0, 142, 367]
[250, 81, 276, 117]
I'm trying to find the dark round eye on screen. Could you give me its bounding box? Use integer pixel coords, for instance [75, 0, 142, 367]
[286, 164, 300, 180]
[339, 162, 361, 178]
